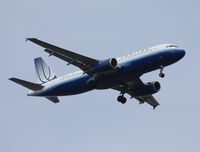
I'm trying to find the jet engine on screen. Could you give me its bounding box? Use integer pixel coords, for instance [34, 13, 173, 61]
[90, 58, 118, 73]
[134, 81, 161, 96]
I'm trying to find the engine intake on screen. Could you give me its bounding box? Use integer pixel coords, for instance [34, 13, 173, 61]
[134, 81, 161, 96]
[90, 58, 118, 73]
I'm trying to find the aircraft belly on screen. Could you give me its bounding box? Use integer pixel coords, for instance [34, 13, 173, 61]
[45, 77, 93, 96]
[61, 83, 92, 96]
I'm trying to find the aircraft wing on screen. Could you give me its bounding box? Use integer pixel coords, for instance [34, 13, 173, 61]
[112, 77, 160, 109]
[27, 38, 99, 71]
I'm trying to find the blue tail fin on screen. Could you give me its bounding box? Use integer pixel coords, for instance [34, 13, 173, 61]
[34, 57, 57, 83]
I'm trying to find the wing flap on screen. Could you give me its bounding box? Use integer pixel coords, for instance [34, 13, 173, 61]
[44, 48, 87, 69]
[27, 38, 99, 71]
[134, 95, 160, 109]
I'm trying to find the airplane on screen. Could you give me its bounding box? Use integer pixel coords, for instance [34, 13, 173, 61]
[9, 38, 185, 109]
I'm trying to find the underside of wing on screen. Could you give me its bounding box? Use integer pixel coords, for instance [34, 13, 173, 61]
[134, 95, 159, 109]
[112, 77, 160, 109]
[27, 38, 99, 71]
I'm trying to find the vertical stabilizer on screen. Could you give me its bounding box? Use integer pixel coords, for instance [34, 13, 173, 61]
[34, 57, 57, 83]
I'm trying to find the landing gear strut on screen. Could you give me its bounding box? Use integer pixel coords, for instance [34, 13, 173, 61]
[117, 94, 127, 104]
[159, 65, 165, 78]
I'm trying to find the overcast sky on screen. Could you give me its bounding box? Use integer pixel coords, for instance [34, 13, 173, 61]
[1, 0, 200, 152]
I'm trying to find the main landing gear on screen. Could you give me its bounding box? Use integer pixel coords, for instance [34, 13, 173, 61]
[159, 65, 165, 78]
[117, 94, 127, 104]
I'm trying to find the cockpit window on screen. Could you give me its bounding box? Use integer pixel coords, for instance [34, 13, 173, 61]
[166, 44, 178, 48]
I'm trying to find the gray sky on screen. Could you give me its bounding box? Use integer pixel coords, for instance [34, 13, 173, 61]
[1, 0, 200, 152]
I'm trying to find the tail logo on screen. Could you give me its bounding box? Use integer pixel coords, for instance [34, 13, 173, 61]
[34, 57, 57, 83]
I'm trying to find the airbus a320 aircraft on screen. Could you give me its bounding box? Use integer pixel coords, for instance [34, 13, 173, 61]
[9, 38, 185, 109]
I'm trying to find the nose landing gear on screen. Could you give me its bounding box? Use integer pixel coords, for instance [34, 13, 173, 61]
[117, 94, 127, 104]
[159, 65, 165, 78]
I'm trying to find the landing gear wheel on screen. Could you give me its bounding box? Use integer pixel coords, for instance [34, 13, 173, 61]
[159, 65, 165, 78]
[159, 73, 165, 78]
[121, 97, 127, 104]
[117, 95, 127, 104]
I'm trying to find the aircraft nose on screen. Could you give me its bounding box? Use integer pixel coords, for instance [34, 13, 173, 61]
[175, 49, 186, 59]
[178, 49, 186, 58]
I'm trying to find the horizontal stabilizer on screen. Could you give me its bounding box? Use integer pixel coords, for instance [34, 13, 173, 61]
[9, 77, 44, 90]
[45, 96, 60, 103]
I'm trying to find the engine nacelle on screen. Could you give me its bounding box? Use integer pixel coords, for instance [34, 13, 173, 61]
[90, 58, 118, 73]
[134, 81, 161, 96]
